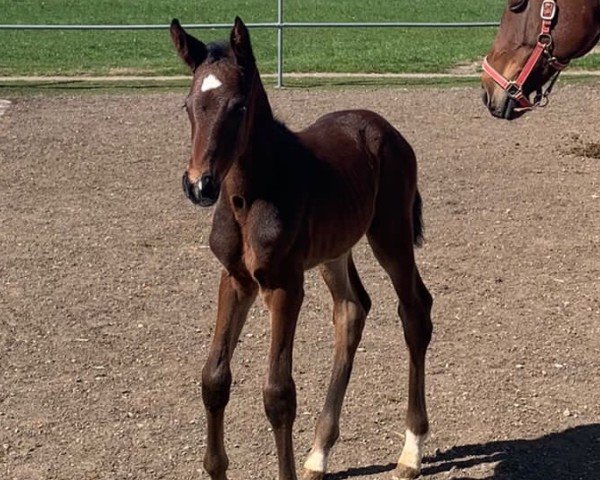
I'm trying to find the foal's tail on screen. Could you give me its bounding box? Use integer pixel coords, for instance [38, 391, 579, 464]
[413, 189, 424, 247]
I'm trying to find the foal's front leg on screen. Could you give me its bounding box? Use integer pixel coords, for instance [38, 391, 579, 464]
[261, 271, 304, 480]
[202, 269, 258, 480]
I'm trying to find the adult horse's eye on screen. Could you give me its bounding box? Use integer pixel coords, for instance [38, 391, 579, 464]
[509, 0, 527, 13]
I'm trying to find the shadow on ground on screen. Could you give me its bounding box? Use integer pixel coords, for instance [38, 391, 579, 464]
[327, 424, 600, 479]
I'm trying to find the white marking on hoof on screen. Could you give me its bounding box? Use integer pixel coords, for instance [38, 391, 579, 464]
[201, 74, 222, 92]
[304, 448, 327, 474]
[0, 99, 11, 117]
[397, 429, 426, 473]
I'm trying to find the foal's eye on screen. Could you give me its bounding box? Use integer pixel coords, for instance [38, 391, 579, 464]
[230, 100, 247, 114]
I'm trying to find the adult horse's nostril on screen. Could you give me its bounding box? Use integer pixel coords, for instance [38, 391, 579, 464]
[481, 88, 490, 107]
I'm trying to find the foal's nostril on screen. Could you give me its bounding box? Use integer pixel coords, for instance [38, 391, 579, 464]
[199, 174, 218, 200]
[181, 172, 219, 206]
[182, 172, 194, 200]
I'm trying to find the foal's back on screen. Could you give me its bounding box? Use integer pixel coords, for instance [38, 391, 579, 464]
[295, 109, 418, 266]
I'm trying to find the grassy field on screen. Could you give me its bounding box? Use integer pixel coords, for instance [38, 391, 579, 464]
[0, 0, 598, 76]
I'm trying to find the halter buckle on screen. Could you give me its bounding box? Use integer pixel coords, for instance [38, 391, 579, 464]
[506, 82, 522, 98]
[540, 0, 556, 21]
[547, 55, 568, 70]
[538, 33, 553, 47]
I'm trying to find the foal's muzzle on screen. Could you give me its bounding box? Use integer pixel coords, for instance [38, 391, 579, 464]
[182, 172, 220, 207]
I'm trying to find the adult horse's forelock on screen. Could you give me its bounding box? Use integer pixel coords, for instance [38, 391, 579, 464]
[509, 0, 528, 13]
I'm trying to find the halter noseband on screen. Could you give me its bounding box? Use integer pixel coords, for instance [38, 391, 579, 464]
[482, 0, 569, 111]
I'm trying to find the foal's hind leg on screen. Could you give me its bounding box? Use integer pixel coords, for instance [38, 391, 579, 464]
[367, 220, 433, 480]
[303, 252, 371, 480]
[202, 269, 258, 480]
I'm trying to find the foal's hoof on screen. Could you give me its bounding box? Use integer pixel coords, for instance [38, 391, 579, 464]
[391, 464, 420, 480]
[302, 469, 325, 480]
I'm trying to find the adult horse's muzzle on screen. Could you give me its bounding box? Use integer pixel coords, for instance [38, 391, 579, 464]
[182, 172, 220, 207]
[481, 83, 526, 121]
[496, 96, 526, 121]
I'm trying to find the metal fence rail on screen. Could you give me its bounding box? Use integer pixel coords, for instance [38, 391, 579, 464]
[0, 22, 501, 29]
[0, 0, 500, 87]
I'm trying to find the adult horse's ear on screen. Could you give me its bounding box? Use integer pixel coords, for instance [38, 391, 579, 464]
[508, 0, 528, 13]
[230, 16, 256, 71]
[170, 18, 207, 71]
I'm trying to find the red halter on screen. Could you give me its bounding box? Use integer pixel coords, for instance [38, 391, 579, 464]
[482, 0, 569, 111]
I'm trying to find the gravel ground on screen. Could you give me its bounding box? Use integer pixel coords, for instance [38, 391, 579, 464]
[0, 83, 599, 480]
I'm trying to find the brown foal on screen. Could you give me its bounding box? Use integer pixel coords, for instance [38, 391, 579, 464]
[170, 17, 433, 480]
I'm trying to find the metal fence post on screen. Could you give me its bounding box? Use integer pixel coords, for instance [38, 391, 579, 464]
[277, 0, 284, 88]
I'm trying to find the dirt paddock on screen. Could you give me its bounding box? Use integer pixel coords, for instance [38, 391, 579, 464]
[1, 83, 599, 480]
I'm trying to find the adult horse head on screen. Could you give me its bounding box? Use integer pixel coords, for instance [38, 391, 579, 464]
[481, 0, 600, 120]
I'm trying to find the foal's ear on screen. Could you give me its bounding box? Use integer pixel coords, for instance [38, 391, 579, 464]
[230, 16, 256, 71]
[508, 0, 528, 13]
[170, 19, 207, 71]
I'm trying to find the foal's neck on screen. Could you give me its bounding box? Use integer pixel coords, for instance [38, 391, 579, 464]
[241, 81, 297, 169]
[228, 74, 308, 200]
[231, 109, 306, 203]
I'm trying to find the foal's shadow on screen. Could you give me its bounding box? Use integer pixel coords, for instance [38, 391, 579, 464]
[327, 424, 600, 479]
[327, 463, 397, 479]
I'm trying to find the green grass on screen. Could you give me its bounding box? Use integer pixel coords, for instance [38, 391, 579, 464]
[0, 0, 599, 76]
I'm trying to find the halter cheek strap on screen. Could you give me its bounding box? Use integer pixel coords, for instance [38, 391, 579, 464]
[482, 0, 569, 110]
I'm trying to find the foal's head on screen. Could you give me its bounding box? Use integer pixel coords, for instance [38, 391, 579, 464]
[171, 17, 269, 206]
[481, 0, 599, 120]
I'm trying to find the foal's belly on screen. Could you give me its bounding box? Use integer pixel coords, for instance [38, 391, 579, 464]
[297, 110, 386, 267]
[304, 181, 376, 268]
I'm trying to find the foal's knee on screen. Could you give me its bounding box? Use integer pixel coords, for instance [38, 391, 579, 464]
[263, 377, 297, 427]
[202, 360, 232, 412]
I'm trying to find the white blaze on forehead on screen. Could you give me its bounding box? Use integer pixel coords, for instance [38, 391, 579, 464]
[200, 74, 223, 92]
